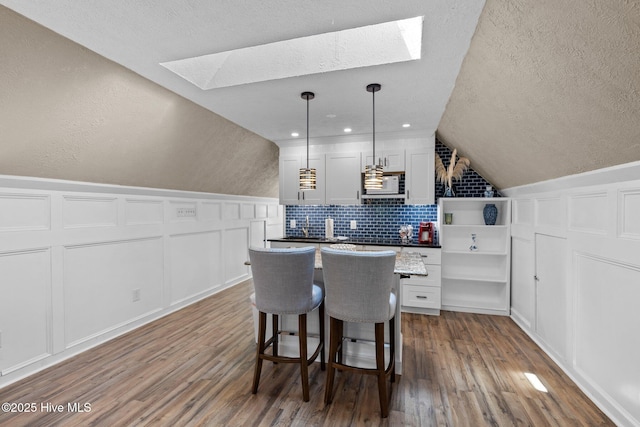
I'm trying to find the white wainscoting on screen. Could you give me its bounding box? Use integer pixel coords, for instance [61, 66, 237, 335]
[504, 162, 640, 427]
[0, 175, 282, 389]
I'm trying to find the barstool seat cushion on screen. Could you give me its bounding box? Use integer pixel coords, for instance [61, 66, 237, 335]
[250, 283, 323, 313]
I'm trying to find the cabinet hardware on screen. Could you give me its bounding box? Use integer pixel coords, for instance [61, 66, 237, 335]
[356, 190, 360, 199]
[417, 295, 428, 299]
[407, 190, 410, 199]
[297, 192, 300, 200]
[384, 157, 388, 167]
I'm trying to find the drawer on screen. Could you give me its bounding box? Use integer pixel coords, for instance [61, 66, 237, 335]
[402, 284, 441, 309]
[402, 247, 441, 265]
[402, 266, 441, 287]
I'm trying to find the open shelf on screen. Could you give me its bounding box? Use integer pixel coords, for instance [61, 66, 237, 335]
[439, 197, 511, 315]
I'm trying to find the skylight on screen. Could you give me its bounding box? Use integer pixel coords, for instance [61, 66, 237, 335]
[160, 16, 423, 90]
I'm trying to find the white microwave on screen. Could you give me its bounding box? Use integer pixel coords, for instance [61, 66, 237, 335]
[366, 175, 400, 194]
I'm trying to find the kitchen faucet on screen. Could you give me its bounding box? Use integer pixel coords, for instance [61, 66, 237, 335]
[302, 216, 310, 237]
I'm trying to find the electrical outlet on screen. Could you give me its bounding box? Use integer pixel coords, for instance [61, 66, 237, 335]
[290, 219, 297, 229]
[132, 288, 141, 302]
[350, 220, 357, 230]
[177, 207, 197, 217]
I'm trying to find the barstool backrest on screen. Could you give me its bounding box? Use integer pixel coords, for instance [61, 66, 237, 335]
[320, 247, 396, 323]
[249, 246, 316, 315]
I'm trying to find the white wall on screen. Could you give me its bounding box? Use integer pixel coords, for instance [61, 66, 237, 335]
[504, 161, 640, 427]
[0, 175, 282, 388]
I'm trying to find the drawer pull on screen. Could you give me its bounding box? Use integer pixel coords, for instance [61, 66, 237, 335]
[416, 295, 428, 299]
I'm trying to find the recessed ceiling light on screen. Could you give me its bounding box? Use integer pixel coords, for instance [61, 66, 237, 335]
[326, 114, 337, 119]
[161, 16, 424, 90]
[291, 132, 299, 137]
[344, 128, 352, 133]
[402, 123, 411, 128]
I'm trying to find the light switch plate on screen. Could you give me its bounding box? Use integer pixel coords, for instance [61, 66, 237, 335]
[290, 219, 296, 228]
[350, 220, 357, 230]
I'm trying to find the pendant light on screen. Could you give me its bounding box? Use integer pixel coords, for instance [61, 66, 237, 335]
[299, 91, 316, 191]
[364, 83, 384, 190]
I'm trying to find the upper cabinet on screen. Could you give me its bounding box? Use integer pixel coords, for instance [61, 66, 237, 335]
[405, 148, 435, 205]
[325, 152, 361, 205]
[278, 136, 434, 206]
[279, 154, 325, 205]
[361, 149, 405, 173]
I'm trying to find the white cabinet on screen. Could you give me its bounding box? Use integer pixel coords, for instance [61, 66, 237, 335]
[439, 197, 511, 315]
[325, 152, 361, 205]
[279, 154, 325, 205]
[400, 247, 442, 315]
[405, 148, 434, 205]
[361, 149, 405, 173]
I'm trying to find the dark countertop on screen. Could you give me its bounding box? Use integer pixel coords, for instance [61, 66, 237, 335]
[268, 236, 441, 249]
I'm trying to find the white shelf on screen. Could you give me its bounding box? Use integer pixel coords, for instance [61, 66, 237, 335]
[442, 275, 507, 283]
[439, 197, 511, 315]
[442, 250, 508, 256]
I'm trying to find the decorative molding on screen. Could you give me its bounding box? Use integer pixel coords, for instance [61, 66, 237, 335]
[535, 197, 564, 229]
[618, 189, 640, 240]
[0, 193, 50, 232]
[64, 236, 162, 250]
[201, 201, 222, 221]
[255, 203, 268, 219]
[502, 160, 640, 197]
[513, 198, 533, 226]
[573, 252, 640, 424]
[568, 192, 608, 235]
[125, 198, 163, 225]
[224, 202, 241, 221]
[242, 203, 255, 220]
[63, 195, 118, 228]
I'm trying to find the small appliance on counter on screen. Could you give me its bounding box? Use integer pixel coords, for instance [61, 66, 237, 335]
[418, 221, 434, 244]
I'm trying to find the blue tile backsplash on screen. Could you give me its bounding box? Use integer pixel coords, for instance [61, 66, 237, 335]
[285, 139, 497, 244]
[285, 199, 439, 241]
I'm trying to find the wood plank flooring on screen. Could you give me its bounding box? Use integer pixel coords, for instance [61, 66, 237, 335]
[0, 280, 613, 426]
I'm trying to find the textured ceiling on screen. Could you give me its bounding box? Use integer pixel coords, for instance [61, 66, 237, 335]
[0, 0, 484, 145]
[2, 0, 638, 192]
[438, 0, 640, 189]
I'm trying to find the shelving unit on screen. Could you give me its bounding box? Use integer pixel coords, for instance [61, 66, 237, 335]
[438, 197, 511, 315]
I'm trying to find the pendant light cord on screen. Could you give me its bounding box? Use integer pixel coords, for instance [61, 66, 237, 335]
[306, 95, 310, 169]
[372, 87, 376, 163]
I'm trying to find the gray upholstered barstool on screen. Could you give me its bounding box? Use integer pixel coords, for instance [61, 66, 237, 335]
[320, 247, 397, 418]
[249, 246, 325, 402]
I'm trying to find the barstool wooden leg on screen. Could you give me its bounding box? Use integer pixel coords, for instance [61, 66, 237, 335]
[298, 313, 310, 402]
[252, 311, 267, 394]
[319, 301, 326, 371]
[390, 316, 396, 383]
[272, 314, 279, 360]
[324, 316, 338, 404]
[337, 319, 344, 365]
[375, 322, 389, 418]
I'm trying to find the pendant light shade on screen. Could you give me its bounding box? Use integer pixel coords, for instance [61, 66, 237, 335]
[299, 91, 316, 191]
[364, 83, 383, 190]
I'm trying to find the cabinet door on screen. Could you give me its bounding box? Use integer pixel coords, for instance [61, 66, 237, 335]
[361, 150, 405, 172]
[279, 156, 302, 205]
[382, 149, 405, 172]
[535, 233, 568, 361]
[405, 148, 434, 205]
[300, 154, 325, 205]
[326, 152, 361, 205]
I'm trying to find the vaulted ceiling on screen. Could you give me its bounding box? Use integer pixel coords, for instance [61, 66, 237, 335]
[1, 0, 639, 193]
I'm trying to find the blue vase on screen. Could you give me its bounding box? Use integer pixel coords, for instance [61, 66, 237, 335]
[483, 203, 498, 225]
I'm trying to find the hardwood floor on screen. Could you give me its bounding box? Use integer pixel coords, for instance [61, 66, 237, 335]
[0, 280, 613, 426]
